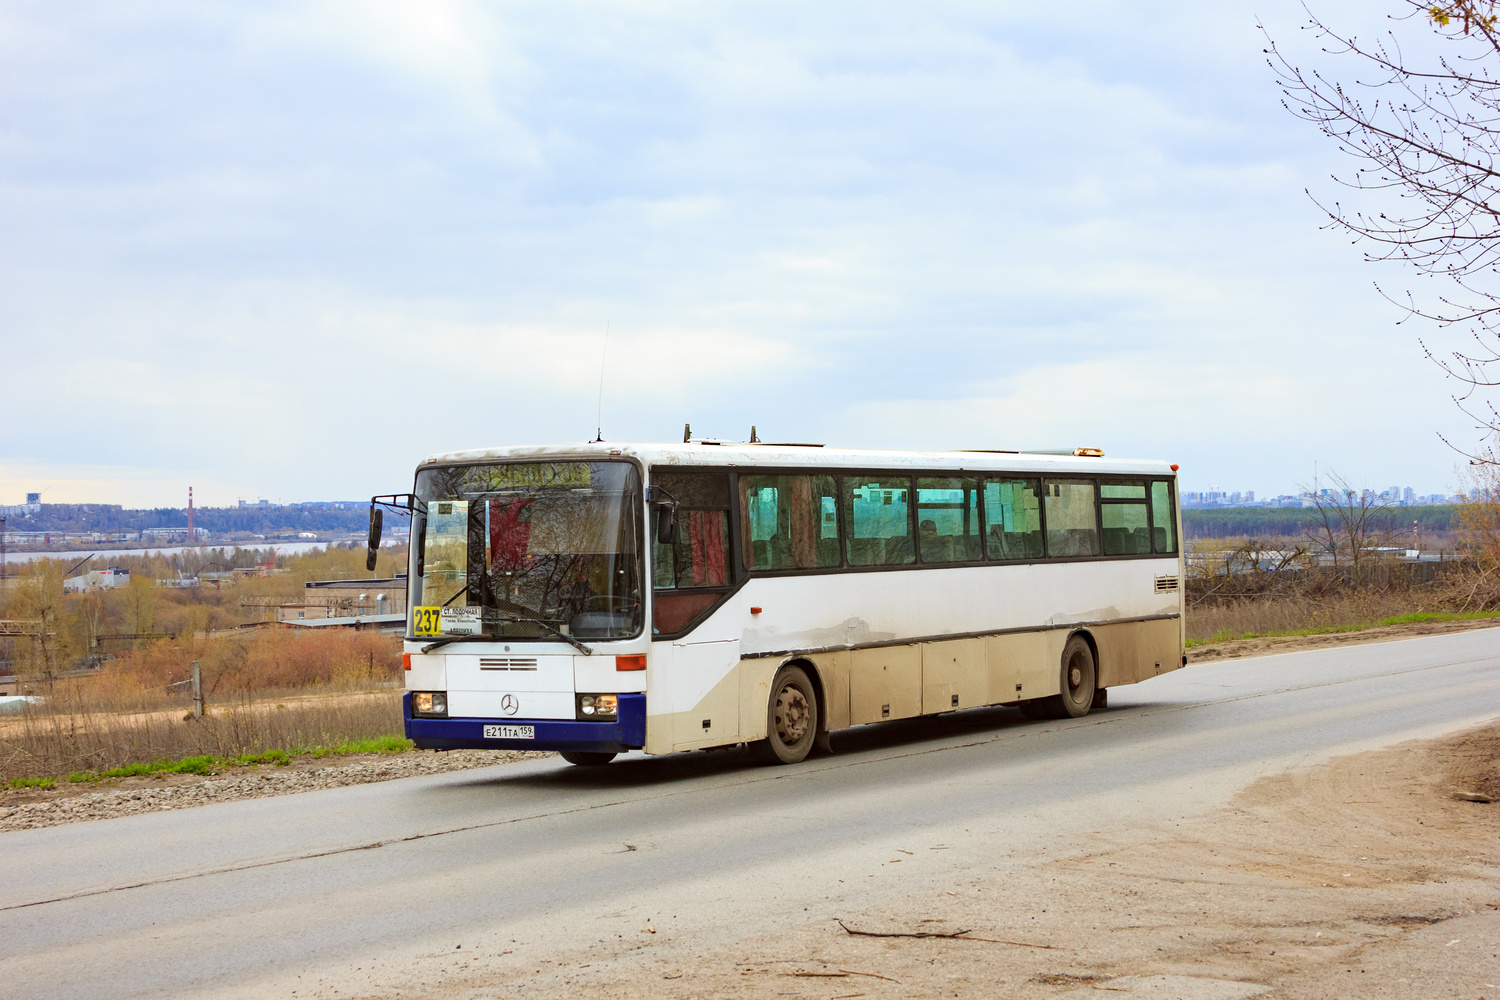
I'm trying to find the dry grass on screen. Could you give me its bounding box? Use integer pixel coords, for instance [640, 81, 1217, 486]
[1, 629, 405, 781]
[1184, 590, 1438, 643]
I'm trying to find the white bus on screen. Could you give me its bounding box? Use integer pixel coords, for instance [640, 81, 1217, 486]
[373, 441, 1184, 766]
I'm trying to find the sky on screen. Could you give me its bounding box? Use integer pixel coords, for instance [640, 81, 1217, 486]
[0, 1, 1483, 507]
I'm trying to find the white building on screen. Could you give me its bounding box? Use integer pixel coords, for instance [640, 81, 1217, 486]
[63, 567, 131, 593]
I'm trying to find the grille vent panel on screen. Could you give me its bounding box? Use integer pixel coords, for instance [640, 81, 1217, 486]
[479, 657, 539, 671]
[1154, 576, 1180, 594]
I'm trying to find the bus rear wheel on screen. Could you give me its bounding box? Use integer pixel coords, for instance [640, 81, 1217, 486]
[1019, 635, 1097, 720]
[1057, 635, 1097, 718]
[753, 665, 818, 765]
[560, 751, 617, 766]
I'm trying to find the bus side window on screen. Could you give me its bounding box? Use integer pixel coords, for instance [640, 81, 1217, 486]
[653, 513, 730, 591]
[1151, 480, 1178, 554]
[982, 478, 1043, 560]
[652, 470, 733, 635]
[1100, 482, 1151, 555]
[1044, 480, 1100, 558]
[844, 477, 914, 567]
[739, 475, 840, 571]
[916, 476, 981, 563]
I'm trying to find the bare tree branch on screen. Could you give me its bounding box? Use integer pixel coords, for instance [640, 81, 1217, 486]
[1266, 2, 1500, 455]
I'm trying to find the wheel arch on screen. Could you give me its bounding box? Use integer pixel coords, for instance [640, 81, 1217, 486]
[1066, 627, 1100, 670]
[780, 655, 828, 736]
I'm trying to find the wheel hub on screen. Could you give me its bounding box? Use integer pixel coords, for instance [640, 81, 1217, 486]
[774, 685, 810, 744]
[1069, 664, 1082, 688]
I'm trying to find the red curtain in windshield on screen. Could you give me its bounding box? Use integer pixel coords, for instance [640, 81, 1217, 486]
[489, 499, 533, 573]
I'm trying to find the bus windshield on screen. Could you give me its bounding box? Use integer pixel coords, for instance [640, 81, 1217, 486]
[408, 461, 644, 641]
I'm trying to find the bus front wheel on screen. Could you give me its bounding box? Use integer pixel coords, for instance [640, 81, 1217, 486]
[753, 665, 819, 765]
[560, 751, 617, 766]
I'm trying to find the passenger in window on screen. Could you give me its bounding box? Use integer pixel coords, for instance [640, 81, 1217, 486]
[919, 519, 938, 551]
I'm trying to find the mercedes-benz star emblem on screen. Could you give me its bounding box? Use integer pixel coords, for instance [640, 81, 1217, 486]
[500, 694, 519, 716]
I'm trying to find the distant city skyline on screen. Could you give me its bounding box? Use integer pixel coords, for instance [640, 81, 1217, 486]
[1182, 484, 1463, 509]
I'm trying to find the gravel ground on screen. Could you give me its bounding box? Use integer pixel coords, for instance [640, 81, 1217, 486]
[0, 748, 551, 832]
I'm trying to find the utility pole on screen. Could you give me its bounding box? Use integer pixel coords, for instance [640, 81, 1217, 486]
[191, 660, 203, 717]
[1, 514, 7, 582]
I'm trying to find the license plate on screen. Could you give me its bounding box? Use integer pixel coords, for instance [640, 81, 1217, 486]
[484, 724, 533, 740]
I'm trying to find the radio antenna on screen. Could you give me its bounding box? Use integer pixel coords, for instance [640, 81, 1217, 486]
[594, 319, 610, 443]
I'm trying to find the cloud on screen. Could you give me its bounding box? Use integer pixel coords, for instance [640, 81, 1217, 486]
[0, 0, 1476, 505]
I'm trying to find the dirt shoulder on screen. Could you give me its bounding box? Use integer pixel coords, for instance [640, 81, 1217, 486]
[418, 721, 1498, 1000]
[0, 747, 551, 832]
[1189, 614, 1500, 662]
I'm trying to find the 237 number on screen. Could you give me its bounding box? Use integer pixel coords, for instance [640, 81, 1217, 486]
[411, 606, 442, 636]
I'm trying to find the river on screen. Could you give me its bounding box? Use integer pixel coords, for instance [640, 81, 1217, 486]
[0, 540, 345, 566]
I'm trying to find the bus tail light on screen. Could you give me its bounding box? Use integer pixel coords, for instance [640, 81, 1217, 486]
[402, 653, 412, 671]
[615, 654, 646, 671]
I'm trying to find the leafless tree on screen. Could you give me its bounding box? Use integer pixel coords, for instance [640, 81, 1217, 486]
[1299, 471, 1397, 571]
[1266, 2, 1500, 455]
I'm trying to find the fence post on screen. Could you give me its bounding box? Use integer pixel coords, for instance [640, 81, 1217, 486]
[191, 660, 203, 718]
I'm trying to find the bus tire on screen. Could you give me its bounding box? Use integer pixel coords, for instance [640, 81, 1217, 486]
[753, 665, 818, 765]
[560, 751, 617, 766]
[1057, 634, 1096, 718]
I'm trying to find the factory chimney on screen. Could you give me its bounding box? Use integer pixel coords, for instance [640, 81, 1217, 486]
[188, 486, 195, 544]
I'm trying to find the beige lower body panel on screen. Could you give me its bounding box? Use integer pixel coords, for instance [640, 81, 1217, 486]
[849, 645, 921, 724]
[1092, 617, 1182, 688]
[644, 618, 1182, 753]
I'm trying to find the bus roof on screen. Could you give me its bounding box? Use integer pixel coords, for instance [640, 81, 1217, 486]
[419, 442, 1177, 478]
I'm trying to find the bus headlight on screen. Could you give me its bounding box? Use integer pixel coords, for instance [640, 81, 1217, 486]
[412, 691, 447, 717]
[578, 694, 618, 720]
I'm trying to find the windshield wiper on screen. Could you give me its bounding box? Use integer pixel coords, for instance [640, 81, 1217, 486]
[419, 616, 594, 655]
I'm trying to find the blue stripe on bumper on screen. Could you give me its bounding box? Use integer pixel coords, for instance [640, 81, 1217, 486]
[403, 691, 646, 752]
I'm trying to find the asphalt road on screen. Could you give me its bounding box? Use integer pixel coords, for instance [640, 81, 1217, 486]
[2, 630, 1497, 999]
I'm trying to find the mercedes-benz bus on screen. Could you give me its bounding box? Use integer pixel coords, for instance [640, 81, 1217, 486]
[371, 440, 1184, 766]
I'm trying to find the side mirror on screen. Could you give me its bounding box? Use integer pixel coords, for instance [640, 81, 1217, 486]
[366, 506, 383, 571]
[655, 505, 678, 545]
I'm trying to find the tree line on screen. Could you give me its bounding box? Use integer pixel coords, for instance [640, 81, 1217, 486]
[1184, 505, 1457, 540]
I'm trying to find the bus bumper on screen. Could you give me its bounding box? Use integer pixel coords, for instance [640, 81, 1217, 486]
[403, 691, 646, 753]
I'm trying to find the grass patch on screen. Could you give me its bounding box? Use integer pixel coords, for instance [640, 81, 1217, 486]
[309, 735, 412, 758]
[238, 749, 292, 766]
[9, 776, 56, 789]
[94, 756, 232, 780]
[167, 755, 221, 775]
[1186, 609, 1500, 647]
[1376, 610, 1500, 625]
[16, 736, 416, 787]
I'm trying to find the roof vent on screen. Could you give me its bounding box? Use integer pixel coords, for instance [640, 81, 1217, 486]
[1073, 447, 1105, 458]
